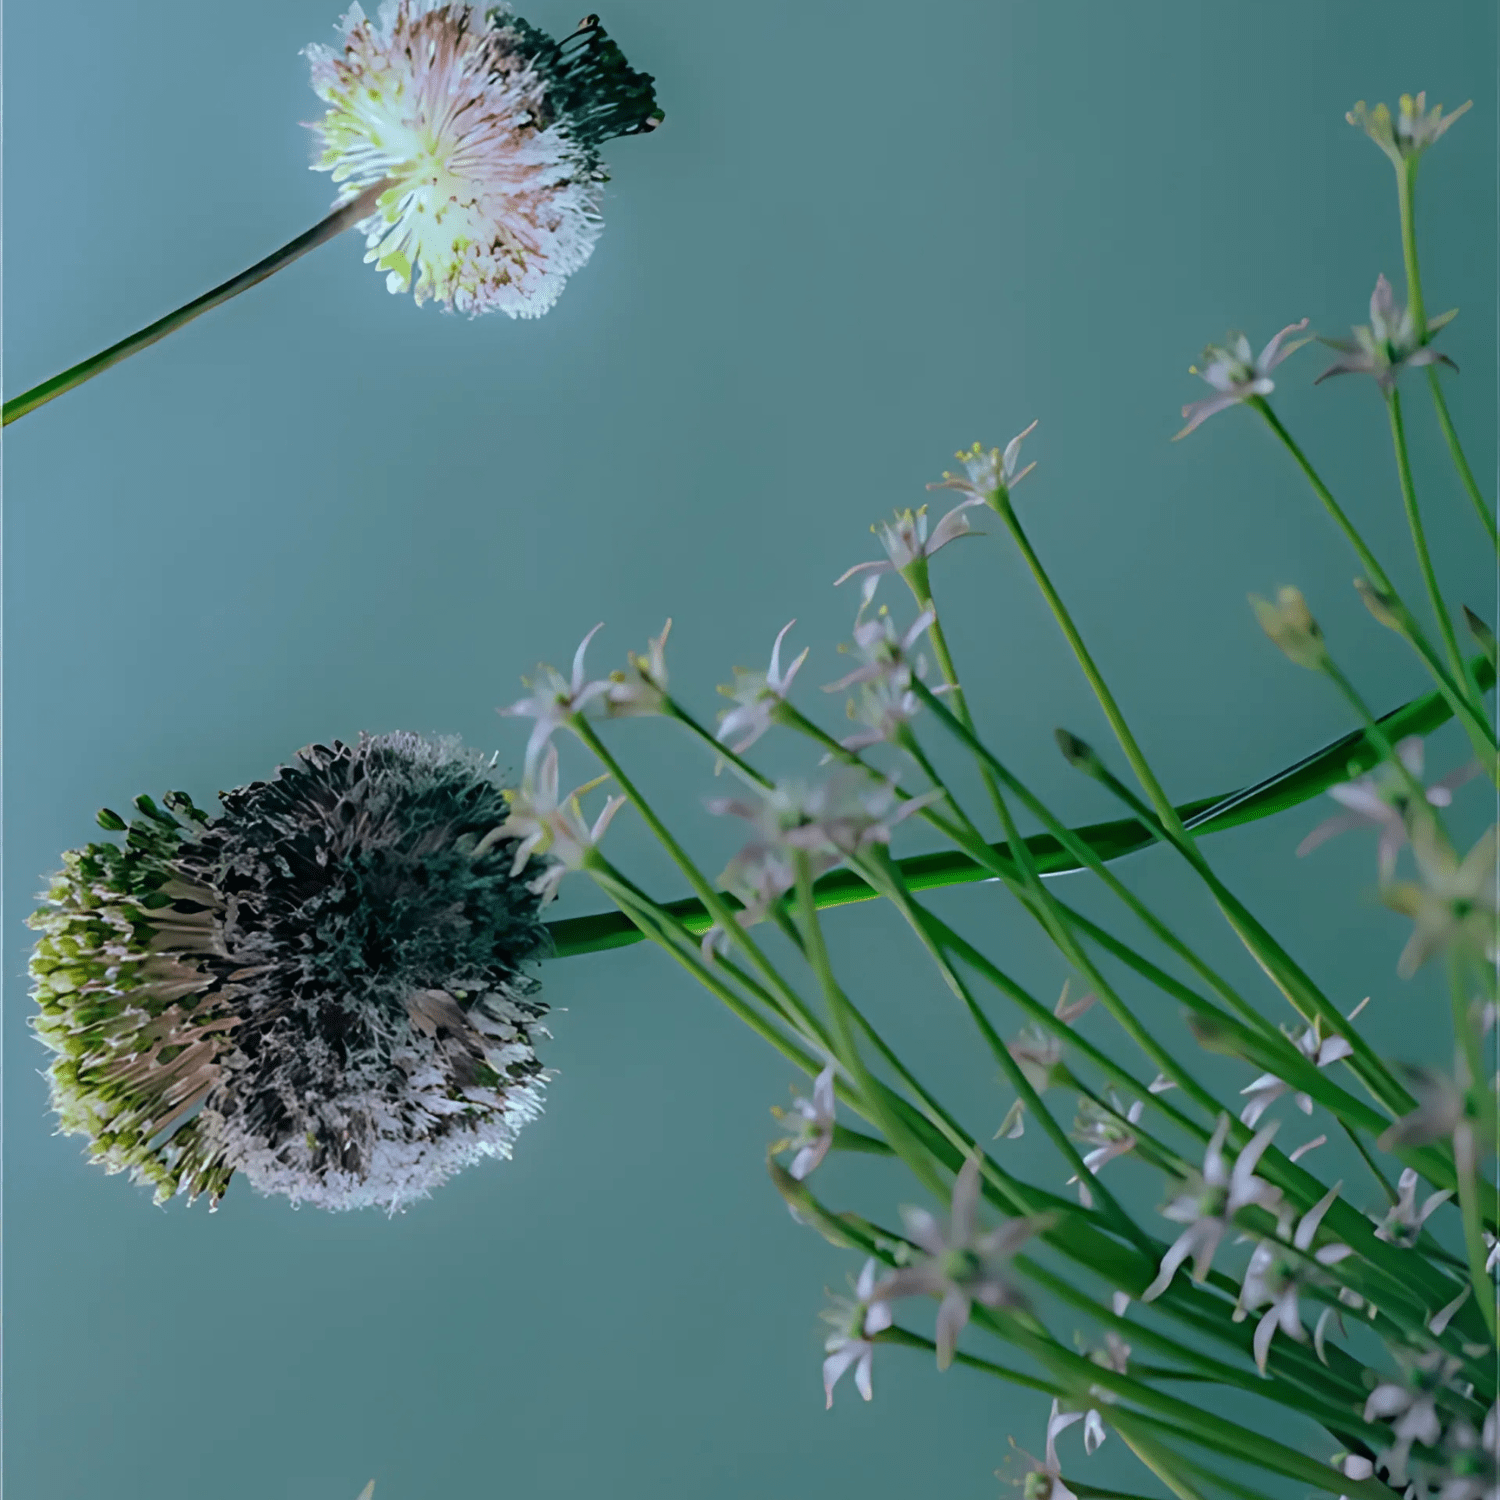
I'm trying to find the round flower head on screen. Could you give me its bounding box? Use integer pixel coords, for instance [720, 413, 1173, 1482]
[28, 734, 555, 1212]
[304, 3, 663, 316]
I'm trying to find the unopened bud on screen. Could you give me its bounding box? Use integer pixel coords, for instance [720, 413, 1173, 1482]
[1055, 729, 1104, 774]
[1250, 587, 1328, 671]
[1354, 578, 1401, 632]
[1463, 606, 1497, 668]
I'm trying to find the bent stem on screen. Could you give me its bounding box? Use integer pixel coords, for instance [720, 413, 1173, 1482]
[3, 180, 392, 426]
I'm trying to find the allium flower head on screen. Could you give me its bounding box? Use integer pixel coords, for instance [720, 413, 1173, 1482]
[1238, 1015, 1353, 1128]
[771, 1064, 838, 1181]
[1173, 321, 1311, 439]
[1373, 1168, 1453, 1247]
[500, 622, 611, 773]
[305, 3, 662, 316]
[1348, 93, 1473, 166]
[834, 503, 983, 604]
[1316, 275, 1457, 391]
[27, 734, 552, 1211]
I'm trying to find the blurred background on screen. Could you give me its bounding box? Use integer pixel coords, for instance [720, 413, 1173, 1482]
[4, 1, 1495, 1495]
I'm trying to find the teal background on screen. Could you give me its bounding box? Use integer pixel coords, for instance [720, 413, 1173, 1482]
[4, 2, 1496, 1496]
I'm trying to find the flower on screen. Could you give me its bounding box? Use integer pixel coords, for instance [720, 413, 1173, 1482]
[1364, 1350, 1466, 1485]
[485, 742, 626, 903]
[1250, 586, 1329, 672]
[1297, 736, 1480, 879]
[605, 619, 672, 718]
[1067, 1095, 1143, 1209]
[820, 1258, 894, 1407]
[1233, 1182, 1353, 1373]
[929, 421, 1039, 504]
[1348, 93, 1473, 166]
[1373, 1168, 1453, 1247]
[1382, 822, 1498, 978]
[1006, 1403, 1080, 1500]
[1052, 1336, 1129, 1457]
[1142, 1116, 1288, 1300]
[1238, 1016, 1354, 1128]
[716, 621, 809, 754]
[1173, 321, 1312, 439]
[834, 503, 983, 604]
[1377, 1065, 1481, 1153]
[772, 1065, 838, 1181]
[1436, 1403, 1499, 1500]
[305, 3, 662, 316]
[500, 622, 611, 773]
[1316, 274, 1457, 391]
[871, 1157, 1047, 1370]
[26, 735, 553, 1211]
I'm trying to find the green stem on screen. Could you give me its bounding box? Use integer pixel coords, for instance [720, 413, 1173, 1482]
[1254, 398, 1497, 760]
[544, 659, 1493, 957]
[988, 488, 1187, 839]
[1387, 387, 1483, 709]
[3, 182, 392, 426]
[1394, 154, 1498, 542]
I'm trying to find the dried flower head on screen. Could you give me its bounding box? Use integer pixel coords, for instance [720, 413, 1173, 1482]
[1347, 93, 1473, 166]
[27, 734, 553, 1211]
[1173, 321, 1311, 439]
[1316, 274, 1457, 391]
[305, 3, 662, 316]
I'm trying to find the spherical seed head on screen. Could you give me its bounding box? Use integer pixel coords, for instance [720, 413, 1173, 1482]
[28, 734, 554, 1212]
[304, 3, 663, 317]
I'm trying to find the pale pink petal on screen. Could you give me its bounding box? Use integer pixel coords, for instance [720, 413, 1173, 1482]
[934, 1289, 971, 1369]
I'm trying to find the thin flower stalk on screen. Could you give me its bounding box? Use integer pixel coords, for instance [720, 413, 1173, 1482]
[1387, 386, 1488, 709]
[1250, 398, 1498, 765]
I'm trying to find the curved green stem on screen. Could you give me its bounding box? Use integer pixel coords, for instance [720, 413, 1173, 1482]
[546, 655, 1494, 957]
[4, 182, 392, 426]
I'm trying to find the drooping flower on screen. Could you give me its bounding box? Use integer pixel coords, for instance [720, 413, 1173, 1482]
[871, 1156, 1048, 1370]
[1316, 274, 1457, 391]
[1372, 1167, 1453, 1247]
[929, 421, 1039, 505]
[820, 1258, 894, 1407]
[1173, 321, 1312, 439]
[771, 1064, 838, 1181]
[1238, 1015, 1354, 1128]
[834, 503, 983, 604]
[27, 735, 554, 1211]
[1142, 1116, 1288, 1300]
[1348, 93, 1473, 166]
[1297, 736, 1480, 879]
[1382, 822, 1498, 978]
[500, 623, 612, 773]
[485, 742, 626, 903]
[716, 621, 809, 754]
[1233, 1182, 1354, 1373]
[304, 3, 662, 316]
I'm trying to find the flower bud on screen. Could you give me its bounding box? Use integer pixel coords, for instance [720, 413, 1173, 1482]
[1250, 587, 1329, 671]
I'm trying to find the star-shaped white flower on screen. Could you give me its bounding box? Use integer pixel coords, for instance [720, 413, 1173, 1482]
[773, 1065, 837, 1181]
[1174, 320, 1312, 439]
[1382, 822, 1498, 978]
[928, 421, 1038, 503]
[500, 623, 611, 774]
[1238, 1015, 1355, 1128]
[716, 621, 809, 754]
[834, 503, 983, 604]
[1317, 275, 1457, 392]
[820, 1258, 894, 1407]
[1233, 1182, 1354, 1373]
[606, 619, 672, 718]
[1143, 1116, 1287, 1300]
[870, 1157, 1046, 1370]
[1348, 93, 1473, 166]
[1372, 1168, 1453, 1247]
[1297, 736, 1479, 879]
[1067, 1095, 1143, 1209]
